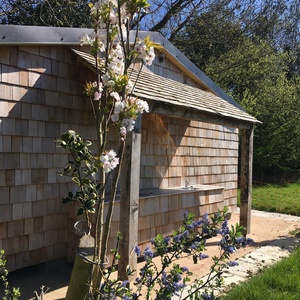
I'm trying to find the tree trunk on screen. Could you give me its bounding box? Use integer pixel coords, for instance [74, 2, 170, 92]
[66, 234, 95, 300]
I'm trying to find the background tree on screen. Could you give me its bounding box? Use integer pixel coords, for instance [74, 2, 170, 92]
[204, 39, 300, 179]
[0, 0, 91, 27]
[171, 0, 300, 181]
[172, 2, 245, 70]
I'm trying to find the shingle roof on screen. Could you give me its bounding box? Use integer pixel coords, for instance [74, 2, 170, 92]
[72, 49, 259, 125]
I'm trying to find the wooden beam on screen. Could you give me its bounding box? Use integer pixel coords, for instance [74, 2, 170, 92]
[118, 125, 141, 281]
[239, 125, 254, 235]
[149, 101, 256, 130]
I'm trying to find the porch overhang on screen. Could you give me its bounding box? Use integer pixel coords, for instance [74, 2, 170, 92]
[71, 49, 260, 129]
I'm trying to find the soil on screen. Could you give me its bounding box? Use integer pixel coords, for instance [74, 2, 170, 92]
[3, 210, 300, 300]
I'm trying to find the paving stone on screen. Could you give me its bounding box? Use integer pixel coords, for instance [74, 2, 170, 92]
[240, 251, 279, 266]
[223, 265, 253, 279]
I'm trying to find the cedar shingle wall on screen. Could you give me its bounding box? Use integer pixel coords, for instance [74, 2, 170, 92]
[148, 54, 202, 88]
[140, 114, 238, 208]
[0, 45, 96, 271]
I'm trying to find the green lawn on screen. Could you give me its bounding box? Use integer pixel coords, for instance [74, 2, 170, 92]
[220, 183, 300, 299]
[238, 183, 300, 216]
[218, 247, 300, 300]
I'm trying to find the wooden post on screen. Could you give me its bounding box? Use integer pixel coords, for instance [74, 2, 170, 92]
[240, 125, 254, 235]
[118, 124, 141, 281]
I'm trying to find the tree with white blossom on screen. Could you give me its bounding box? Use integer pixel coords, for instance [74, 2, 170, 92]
[57, 0, 161, 298]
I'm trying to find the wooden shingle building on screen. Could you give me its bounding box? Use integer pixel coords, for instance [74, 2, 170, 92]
[0, 25, 259, 271]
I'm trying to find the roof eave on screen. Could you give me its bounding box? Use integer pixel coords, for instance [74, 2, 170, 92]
[0, 25, 93, 45]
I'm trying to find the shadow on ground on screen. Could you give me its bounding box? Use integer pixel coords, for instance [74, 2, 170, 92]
[1, 260, 72, 299]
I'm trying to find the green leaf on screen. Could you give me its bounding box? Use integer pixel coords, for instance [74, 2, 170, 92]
[72, 177, 80, 186]
[96, 183, 103, 190]
[126, 265, 132, 276]
[64, 165, 72, 174]
[183, 248, 191, 254]
[193, 254, 198, 264]
[62, 197, 72, 204]
[77, 207, 84, 216]
[60, 131, 72, 142]
[83, 140, 92, 147]
[85, 200, 95, 209]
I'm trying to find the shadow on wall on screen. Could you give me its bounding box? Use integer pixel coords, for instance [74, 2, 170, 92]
[140, 113, 189, 189]
[0, 45, 97, 271]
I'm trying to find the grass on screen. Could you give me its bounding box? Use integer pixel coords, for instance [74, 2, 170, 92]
[218, 247, 300, 300]
[220, 182, 300, 299]
[238, 182, 300, 216]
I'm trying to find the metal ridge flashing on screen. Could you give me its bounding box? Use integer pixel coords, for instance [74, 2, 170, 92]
[0, 25, 93, 45]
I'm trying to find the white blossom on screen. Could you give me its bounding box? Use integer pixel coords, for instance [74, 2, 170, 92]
[111, 113, 119, 122]
[120, 126, 127, 136]
[114, 101, 125, 114]
[100, 149, 119, 173]
[94, 91, 101, 101]
[126, 80, 134, 93]
[110, 91, 121, 101]
[103, 73, 115, 87]
[136, 99, 149, 113]
[80, 33, 94, 46]
[122, 118, 135, 132]
[94, 83, 103, 100]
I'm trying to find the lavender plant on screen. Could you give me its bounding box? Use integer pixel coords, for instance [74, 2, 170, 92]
[0, 250, 20, 300]
[92, 207, 253, 299]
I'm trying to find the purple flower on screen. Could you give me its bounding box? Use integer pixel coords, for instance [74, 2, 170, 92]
[135, 277, 142, 284]
[143, 247, 154, 259]
[132, 293, 138, 300]
[223, 245, 235, 254]
[183, 211, 189, 220]
[199, 253, 209, 260]
[246, 237, 254, 245]
[190, 243, 197, 250]
[236, 237, 255, 247]
[121, 280, 129, 287]
[227, 260, 239, 267]
[134, 245, 141, 256]
[173, 230, 189, 243]
[202, 213, 209, 226]
[182, 230, 189, 239]
[193, 220, 203, 227]
[164, 236, 171, 243]
[181, 266, 189, 272]
[220, 219, 230, 236]
[160, 270, 185, 296]
[173, 234, 181, 243]
[186, 223, 195, 230]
